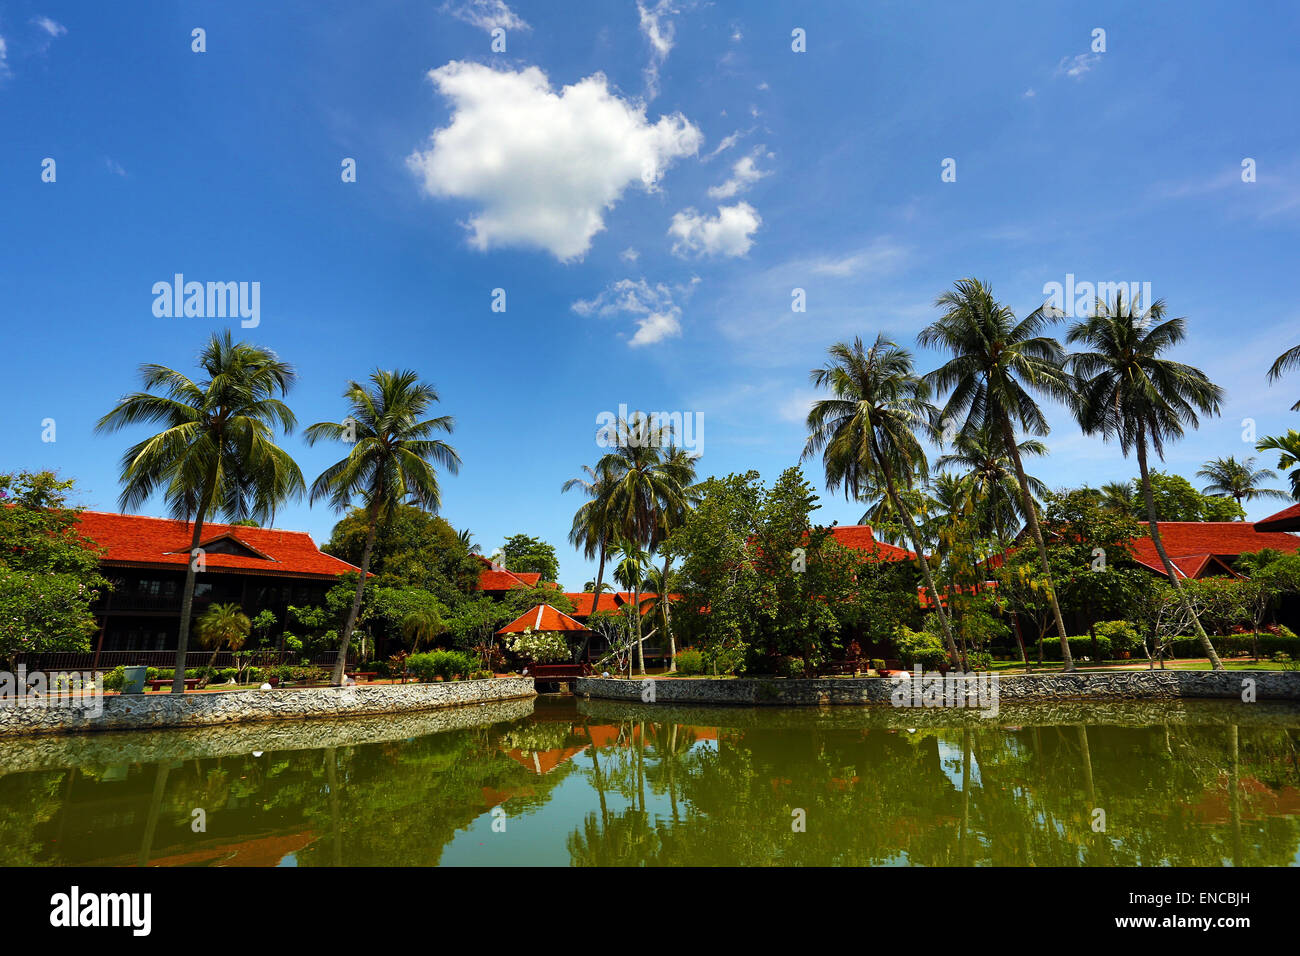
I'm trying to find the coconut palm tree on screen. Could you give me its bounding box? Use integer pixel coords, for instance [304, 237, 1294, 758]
[1256, 430, 1300, 499]
[1066, 294, 1226, 669]
[1266, 344, 1300, 411]
[596, 413, 696, 674]
[802, 335, 961, 666]
[936, 426, 1049, 545]
[456, 528, 482, 555]
[563, 462, 614, 662]
[96, 331, 304, 693]
[920, 280, 1077, 668]
[1099, 481, 1137, 516]
[647, 447, 700, 672]
[401, 606, 446, 651]
[611, 538, 649, 676]
[306, 370, 460, 685]
[1196, 456, 1289, 511]
[195, 602, 251, 681]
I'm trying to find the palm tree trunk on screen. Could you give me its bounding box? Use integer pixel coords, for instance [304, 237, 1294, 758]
[635, 580, 645, 676]
[870, 435, 960, 665]
[662, 554, 676, 672]
[333, 503, 379, 685]
[576, 542, 607, 664]
[172, 512, 210, 694]
[1000, 417, 1074, 671]
[204, 641, 224, 684]
[1136, 433, 1224, 670]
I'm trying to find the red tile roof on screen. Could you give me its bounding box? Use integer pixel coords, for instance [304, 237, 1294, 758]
[1130, 522, 1300, 578]
[828, 525, 916, 561]
[74, 511, 359, 580]
[474, 555, 543, 592]
[1254, 503, 1300, 533]
[496, 603, 589, 634]
[565, 592, 623, 617]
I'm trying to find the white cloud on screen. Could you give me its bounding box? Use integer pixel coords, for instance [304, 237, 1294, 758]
[32, 16, 66, 37]
[407, 62, 702, 261]
[1057, 53, 1100, 79]
[442, 0, 529, 33]
[638, 0, 676, 98]
[707, 148, 769, 199]
[669, 202, 761, 258]
[1022, 88, 1036, 98]
[105, 157, 126, 177]
[572, 276, 698, 347]
[620, 247, 639, 262]
[806, 238, 908, 277]
[0, 35, 8, 76]
[703, 130, 742, 161]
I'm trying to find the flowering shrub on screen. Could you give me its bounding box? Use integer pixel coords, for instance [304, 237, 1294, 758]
[506, 629, 570, 663]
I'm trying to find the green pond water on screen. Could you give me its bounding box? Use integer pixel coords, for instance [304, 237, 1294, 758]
[2, 695, 1298, 866]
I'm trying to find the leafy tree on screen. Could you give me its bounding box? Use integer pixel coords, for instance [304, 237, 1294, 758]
[95, 332, 303, 692]
[499, 534, 560, 583]
[668, 468, 860, 674]
[306, 370, 460, 685]
[1142, 471, 1245, 521]
[1067, 294, 1227, 669]
[922, 280, 1077, 668]
[323, 504, 479, 608]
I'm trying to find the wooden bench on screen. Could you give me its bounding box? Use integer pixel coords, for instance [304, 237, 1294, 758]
[146, 678, 200, 691]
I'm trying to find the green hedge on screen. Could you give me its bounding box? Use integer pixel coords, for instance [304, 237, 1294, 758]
[407, 650, 476, 682]
[1036, 635, 1112, 660]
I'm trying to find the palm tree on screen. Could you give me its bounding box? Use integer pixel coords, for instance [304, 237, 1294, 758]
[920, 279, 1077, 670]
[563, 463, 614, 663]
[647, 447, 699, 672]
[611, 539, 648, 676]
[96, 331, 304, 693]
[1196, 456, 1289, 511]
[1256, 430, 1300, 499]
[1099, 481, 1136, 516]
[802, 335, 961, 666]
[596, 413, 696, 675]
[1266, 343, 1300, 411]
[456, 528, 482, 555]
[401, 606, 446, 651]
[195, 602, 251, 681]
[936, 425, 1049, 546]
[1066, 293, 1226, 669]
[306, 370, 460, 685]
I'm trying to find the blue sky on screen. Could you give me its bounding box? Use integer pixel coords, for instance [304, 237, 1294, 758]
[4, 0, 1300, 589]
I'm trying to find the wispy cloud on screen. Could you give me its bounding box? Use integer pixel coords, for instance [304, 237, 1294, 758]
[442, 0, 529, 33]
[638, 0, 676, 99]
[31, 16, 66, 38]
[1056, 53, 1100, 79]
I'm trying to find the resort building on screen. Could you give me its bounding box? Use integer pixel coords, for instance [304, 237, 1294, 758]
[75, 511, 359, 660]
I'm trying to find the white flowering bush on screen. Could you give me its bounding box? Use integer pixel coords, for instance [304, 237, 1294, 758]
[506, 628, 571, 663]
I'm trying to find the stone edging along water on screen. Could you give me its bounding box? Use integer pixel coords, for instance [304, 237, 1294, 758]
[576, 670, 1300, 706]
[0, 695, 537, 773]
[0, 677, 536, 738]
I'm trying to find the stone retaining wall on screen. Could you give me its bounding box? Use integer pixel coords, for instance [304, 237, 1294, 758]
[0, 695, 536, 772]
[576, 670, 1300, 706]
[0, 677, 536, 738]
